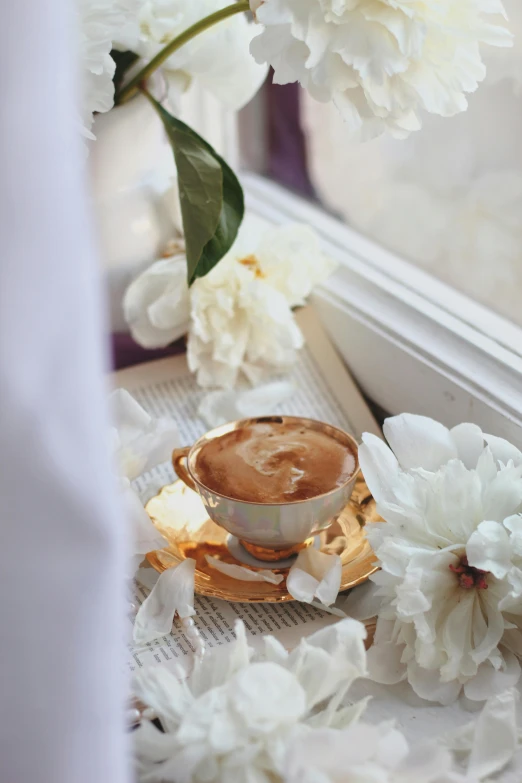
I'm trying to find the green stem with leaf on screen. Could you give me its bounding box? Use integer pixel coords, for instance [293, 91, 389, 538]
[116, 1, 251, 105]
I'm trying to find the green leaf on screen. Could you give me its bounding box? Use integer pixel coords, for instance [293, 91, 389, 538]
[146, 94, 244, 284]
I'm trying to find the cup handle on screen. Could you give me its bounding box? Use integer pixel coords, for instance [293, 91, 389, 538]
[172, 447, 197, 491]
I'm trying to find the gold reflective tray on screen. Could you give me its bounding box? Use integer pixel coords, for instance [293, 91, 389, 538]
[146, 475, 380, 603]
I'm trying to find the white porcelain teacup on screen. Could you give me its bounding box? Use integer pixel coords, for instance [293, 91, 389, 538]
[172, 416, 360, 561]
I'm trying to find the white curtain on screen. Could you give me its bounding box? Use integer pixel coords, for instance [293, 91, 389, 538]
[0, 1, 129, 781]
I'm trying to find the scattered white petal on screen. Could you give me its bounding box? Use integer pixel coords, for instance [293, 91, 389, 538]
[197, 380, 295, 429]
[309, 600, 347, 618]
[110, 388, 179, 480]
[205, 555, 284, 585]
[287, 548, 342, 606]
[133, 559, 196, 645]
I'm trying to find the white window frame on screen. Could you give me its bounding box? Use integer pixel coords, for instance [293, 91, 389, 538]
[243, 173, 522, 448]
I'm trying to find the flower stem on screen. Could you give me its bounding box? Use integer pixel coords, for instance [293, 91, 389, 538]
[116, 1, 251, 105]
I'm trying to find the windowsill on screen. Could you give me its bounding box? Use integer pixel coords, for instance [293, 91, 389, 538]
[243, 173, 522, 447]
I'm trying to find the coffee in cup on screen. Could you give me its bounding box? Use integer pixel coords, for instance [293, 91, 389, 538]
[194, 420, 356, 504]
[172, 416, 359, 561]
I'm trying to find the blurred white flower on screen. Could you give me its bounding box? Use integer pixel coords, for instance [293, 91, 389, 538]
[285, 724, 469, 783]
[446, 688, 520, 781]
[134, 618, 371, 782]
[124, 224, 336, 388]
[110, 388, 180, 479]
[78, 0, 129, 137]
[110, 389, 179, 570]
[134, 617, 473, 782]
[250, 0, 265, 20]
[250, 0, 512, 140]
[359, 413, 522, 705]
[117, 0, 268, 110]
[123, 255, 190, 349]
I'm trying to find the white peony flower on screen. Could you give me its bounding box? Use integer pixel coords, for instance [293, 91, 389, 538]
[124, 224, 336, 388]
[123, 255, 190, 349]
[133, 618, 371, 782]
[359, 413, 522, 705]
[118, 0, 268, 110]
[78, 0, 130, 137]
[250, 0, 512, 140]
[249, 223, 338, 307]
[187, 251, 305, 388]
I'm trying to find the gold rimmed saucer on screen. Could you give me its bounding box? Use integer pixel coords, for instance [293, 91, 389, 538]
[145, 474, 380, 603]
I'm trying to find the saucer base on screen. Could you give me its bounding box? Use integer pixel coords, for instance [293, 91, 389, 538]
[226, 535, 314, 569]
[145, 474, 381, 603]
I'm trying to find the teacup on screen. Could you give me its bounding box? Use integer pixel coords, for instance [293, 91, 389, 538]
[172, 416, 360, 561]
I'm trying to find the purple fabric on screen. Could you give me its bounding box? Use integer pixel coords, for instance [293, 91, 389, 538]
[111, 333, 186, 371]
[267, 80, 315, 197]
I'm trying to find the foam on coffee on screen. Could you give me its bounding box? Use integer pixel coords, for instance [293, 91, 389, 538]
[194, 421, 356, 503]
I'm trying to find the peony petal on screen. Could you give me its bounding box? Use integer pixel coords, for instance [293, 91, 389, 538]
[383, 413, 458, 471]
[197, 381, 295, 429]
[466, 520, 513, 578]
[287, 548, 342, 606]
[481, 460, 522, 522]
[358, 432, 400, 505]
[186, 10, 268, 111]
[367, 641, 407, 685]
[123, 257, 190, 349]
[287, 619, 368, 709]
[504, 514, 522, 556]
[484, 433, 522, 467]
[229, 662, 307, 731]
[110, 388, 179, 480]
[190, 620, 252, 698]
[110, 388, 151, 440]
[466, 688, 519, 780]
[464, 648, 521, 701]
[205, 555, 284, 585]
[133, 559, 196, 645]
[255, 223, 337, 307]
[450, 422, 486, 469]
[396, 741, 462, 783]
[342, 581, 384, 621]
[122, 478, 167, 559]
[406, 659, 461, 705]
[133, 667, 193, 731]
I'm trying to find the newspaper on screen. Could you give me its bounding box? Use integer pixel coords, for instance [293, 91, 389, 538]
[114, 307, 380, 675]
